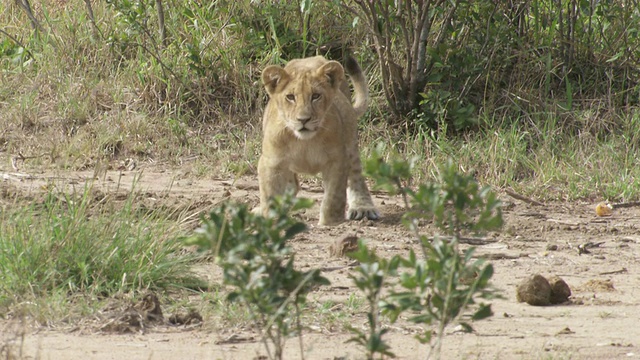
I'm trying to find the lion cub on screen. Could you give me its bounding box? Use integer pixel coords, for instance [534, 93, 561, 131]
[258, 55, 379, 225]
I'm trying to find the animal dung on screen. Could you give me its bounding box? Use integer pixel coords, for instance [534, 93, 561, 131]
[548, 276, 572, 304]
[516, 274, 571, 306]
[516, 274, 551, 306]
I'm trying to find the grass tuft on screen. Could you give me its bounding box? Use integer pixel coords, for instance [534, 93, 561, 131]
[0, 183, 202, 317]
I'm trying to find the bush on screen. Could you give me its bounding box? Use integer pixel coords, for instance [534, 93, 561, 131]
[345, 146, 502, 359]
[187, 193, 329, 360]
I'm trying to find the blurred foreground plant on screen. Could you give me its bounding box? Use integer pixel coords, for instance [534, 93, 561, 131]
[347, 144, 503, 359]
[186, 193, 329, 360]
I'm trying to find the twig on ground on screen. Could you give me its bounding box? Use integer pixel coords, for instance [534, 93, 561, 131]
[427, 236, 498, 245]
[599, 268, 627, 275]
[11, 152, 46, 171]
[505, 189, 545, 206]
[472, 253, 529, 260]
[612, 201, 640, 209]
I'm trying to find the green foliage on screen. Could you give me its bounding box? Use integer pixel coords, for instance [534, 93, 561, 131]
[3, 0, 639, 134]
[352, 148, 502, 359]
[352, 0, 640, 133]
[0, 37, 31, 70]
[0, 185, 200, 310]
[363, 143, 415, 196]
[229, 0, 304, 61]
[99, 0, 268, 121]
[416, 89, 476, 132]
[347, 241, 399, 360]
[406, 160, 503, 238]
[366, 145, 503, 238]
[383, 241, 495, 350]
[187, 193, 328, 360]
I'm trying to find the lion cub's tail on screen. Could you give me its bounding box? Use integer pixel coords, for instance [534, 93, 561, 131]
[344, 55, 369, 118]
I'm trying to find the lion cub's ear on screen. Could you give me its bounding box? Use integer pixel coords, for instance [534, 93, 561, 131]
[317, 61, 345, 89]
[262, 66, 290, 96]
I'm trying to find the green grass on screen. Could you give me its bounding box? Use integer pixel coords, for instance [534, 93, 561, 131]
[0, 184, 203, 318]
[198, 289, 255, 332]
[364, 110, 640, 202]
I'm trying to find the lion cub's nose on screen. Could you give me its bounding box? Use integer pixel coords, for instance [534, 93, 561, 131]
[297, 116, 312, 125]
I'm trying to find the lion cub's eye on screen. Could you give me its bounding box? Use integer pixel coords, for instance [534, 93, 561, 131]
[311, 93, 321, 101]
[285, 94, 295, 102]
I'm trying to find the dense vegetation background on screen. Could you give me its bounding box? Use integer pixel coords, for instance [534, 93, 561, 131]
[2, 0, 640, 200]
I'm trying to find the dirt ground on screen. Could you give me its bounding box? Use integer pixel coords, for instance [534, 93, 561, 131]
[2, 165, 640, 360]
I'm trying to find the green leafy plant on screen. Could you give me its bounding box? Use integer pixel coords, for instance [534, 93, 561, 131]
[347, 145, 503, 359]
[383, 239, 496, 359]
[187, 193, 329, 360]
[347, 240, 399, 360]
[0, 35, 33, 69]
[230, 0, 309, 62]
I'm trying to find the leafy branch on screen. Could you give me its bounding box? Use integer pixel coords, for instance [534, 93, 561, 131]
[346, 145, 503, 359]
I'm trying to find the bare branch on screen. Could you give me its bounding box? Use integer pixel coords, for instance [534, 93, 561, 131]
[354, 0, 401, 117]
[14, 0, 43, 34]
[84, 0, 101, 40]
[155, 0, 168, 49]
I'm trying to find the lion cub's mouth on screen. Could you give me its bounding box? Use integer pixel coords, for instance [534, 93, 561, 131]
[293, 125, 317, 139]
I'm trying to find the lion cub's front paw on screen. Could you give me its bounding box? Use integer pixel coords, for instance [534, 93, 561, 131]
[347, 206, 379, 221]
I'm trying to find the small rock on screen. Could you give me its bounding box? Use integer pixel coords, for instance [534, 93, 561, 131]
[329, 236, 359, 257]
[556, 327, 575, 335]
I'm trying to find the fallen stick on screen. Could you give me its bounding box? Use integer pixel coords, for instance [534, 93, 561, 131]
[427, 236, 498, 245]
[599, 268, 627, 275]
[11, 151, 47, 171]
[472, 252, 529, 260]
[612, 201, 640, 209]
[505, 189, 545, 206]
[1, 172, 35, 181]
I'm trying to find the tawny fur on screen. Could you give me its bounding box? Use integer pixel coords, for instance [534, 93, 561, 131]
[258, 55, 378, 225]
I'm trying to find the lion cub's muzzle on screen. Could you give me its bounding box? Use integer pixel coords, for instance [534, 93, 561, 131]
[292, 115, 317, 139]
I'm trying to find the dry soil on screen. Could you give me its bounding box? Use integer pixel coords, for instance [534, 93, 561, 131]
[2, 165, 640, 360]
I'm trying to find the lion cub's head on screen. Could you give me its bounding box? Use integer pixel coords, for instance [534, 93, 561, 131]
[262, 58, 345, 140]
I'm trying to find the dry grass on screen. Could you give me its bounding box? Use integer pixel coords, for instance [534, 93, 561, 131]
[2, 1, 640, 195]
[0, 0, 266, 180]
